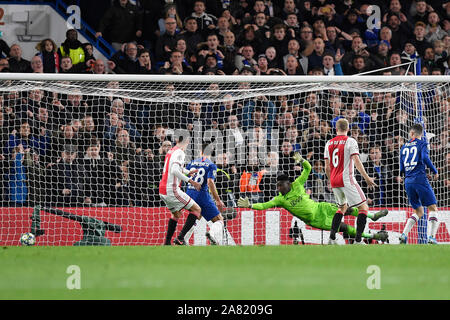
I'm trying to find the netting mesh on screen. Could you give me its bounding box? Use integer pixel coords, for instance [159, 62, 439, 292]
[0, 76, 449, 246]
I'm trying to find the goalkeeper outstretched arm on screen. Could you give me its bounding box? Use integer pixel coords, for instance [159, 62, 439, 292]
[237, 153, 311, 210]
[292, 153, 312, 186]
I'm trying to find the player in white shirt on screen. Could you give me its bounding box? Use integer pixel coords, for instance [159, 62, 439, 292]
[324, 118, 378, 244]
[159, 135, 202, 245]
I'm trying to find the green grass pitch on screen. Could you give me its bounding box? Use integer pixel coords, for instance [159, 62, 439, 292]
[1, 245, 449, 300]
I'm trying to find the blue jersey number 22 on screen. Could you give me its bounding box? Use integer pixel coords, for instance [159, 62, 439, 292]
[402, 146, 418, 168]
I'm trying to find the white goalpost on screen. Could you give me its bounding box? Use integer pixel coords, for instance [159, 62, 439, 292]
[0, 74, 448, 246]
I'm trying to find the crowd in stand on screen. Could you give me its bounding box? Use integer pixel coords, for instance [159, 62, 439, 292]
[0, 0, 449, 208]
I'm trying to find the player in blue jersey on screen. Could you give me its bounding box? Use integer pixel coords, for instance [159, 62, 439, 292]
[399, 124, 439, 244]
[184, 143, 225, 245]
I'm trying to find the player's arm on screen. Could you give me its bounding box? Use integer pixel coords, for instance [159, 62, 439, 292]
[323, 141, 331, 180]
[324, 158, 331, 180]
[352, 154, 377, 188]
[399, 147, 405, 175]
[171, 162, 201, 190]
[292, 152, 312, 185]
[208, 178, 225, 212]
[238, 196, 280, 210]
[421, 145, 438, 179]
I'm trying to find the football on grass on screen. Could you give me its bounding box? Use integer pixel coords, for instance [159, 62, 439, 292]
[20, 233, 36, 246]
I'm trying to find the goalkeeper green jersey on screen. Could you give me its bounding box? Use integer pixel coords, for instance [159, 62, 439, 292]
[251, 160, 318, 225]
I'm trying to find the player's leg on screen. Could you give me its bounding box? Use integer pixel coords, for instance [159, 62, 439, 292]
[343, 182, 369, 244]
[400, 183, 423, 244]
[329, 188, 347, 242]
[174, 200, 202, 245]
[207, 214, 224, 245]
[339, 222, 388, 242]
[427, 204, 439, 244]
[354, 202, 370, 244]
[201, 197, 224, 245]
[415, 182, 439, 244]
[161, 194, 183, 245]
[345, 207, 389, 221]
[165, 211, 182, 245]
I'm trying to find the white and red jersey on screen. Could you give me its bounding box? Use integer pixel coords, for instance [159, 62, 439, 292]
[324, 135, 360, 188]
[159, 146, 187, 196]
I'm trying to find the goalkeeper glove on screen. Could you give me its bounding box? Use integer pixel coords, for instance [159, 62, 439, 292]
[237, 197, 251, 208]
[293, 152, 304, 164]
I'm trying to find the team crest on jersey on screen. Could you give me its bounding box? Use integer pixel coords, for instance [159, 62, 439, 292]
[290, 197, 302, 206]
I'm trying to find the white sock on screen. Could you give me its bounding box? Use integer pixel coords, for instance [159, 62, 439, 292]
[428, 212, 439, 238]
[184, 224, 196, 245]
[403, 214, 419, 236]
[210, 220, 224, 245]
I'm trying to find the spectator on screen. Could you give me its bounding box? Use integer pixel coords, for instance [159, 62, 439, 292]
[322, 51, 344, 75]
[386, 12, 413, 52]
[279, 140, 299, 176]
[35, 38, 59, 73]
[196, 33, 225, 72]
[6, 121, 46, 157]
[225, 114, 245, 151]
[326, 26, 349, 54]
[401, 41, 420, 64]
[265, 46, 281, 69]
[81, 138, 120, 206]
[109, 42, 148, 74]
[155, 17, 180, 63]
[411, 0, 430, 25]
[284, 54, 305, 75]
[214, 152, 238, 207]
[284, 126, 301, 152]
[379, 26, 393, 49]
[8, 144, 29, 206]
[253, 12, 271, 42]
[137, 48, 153, 74]
[59, 56, 90, 74]
[282, 38, 308, 73]
[158, 4, 183, 36]
[8, 44, 32, 73]
[105, 98, 141, 145]
[0, 38, 10, 59]
[363, 145, 388, 207]
[425, 11, 447, 43]
[95, 0, 143, 51]
[422, 46, 438, 70]
[129, 147, 161, 207]
[307, 37, 334, 72]
[179, 17, 204, 56]
[48, 144, 85, 206]
[308, 159, 334, 202]
[235, 44, 257, 72]
[160, 50, 193, 75]
[91, 59, 110, 74]
[269, 24, 291, 60]
[412, 21, 433, 57]
[216, 16, 233, 44]
[0, 58, 9, 72]
[239, 152, 267, 203]
[58, 29, 86, 67]
[260, 151, 279, 202]
[341, 8, 366, 36]
[191, 0, 218, 37]
[181, 101, 211, 131]
[30, 56, 44, 73]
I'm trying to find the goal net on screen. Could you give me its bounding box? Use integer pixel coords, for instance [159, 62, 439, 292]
[0, 74, 449, 246]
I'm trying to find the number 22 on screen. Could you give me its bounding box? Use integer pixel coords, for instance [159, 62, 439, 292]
[402, 146, 418, 167]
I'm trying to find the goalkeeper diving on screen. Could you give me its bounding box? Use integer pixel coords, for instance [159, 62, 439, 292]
[237, 153, 389, 243]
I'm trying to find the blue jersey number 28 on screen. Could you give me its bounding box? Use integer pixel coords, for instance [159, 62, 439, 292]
[402, 146, 418, 168]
